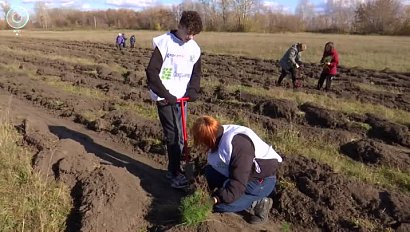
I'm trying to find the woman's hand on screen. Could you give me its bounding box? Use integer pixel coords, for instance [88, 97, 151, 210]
[209, 197, 218, 205]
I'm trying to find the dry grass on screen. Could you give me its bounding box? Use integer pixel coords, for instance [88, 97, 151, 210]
[217, 111, 410, 192]
[0, 30, 409, 72]
[0, 44, 126, 75]
[226, 83, 410, 126]
[0, 114, 71, 231]
[271, 126, 410, 192]
[355, 83, 403, 94]
[0, 44, 96, 66]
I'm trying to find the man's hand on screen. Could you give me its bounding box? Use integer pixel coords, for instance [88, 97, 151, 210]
[165, 95, 177, 104]
[295, 63, 300, 69]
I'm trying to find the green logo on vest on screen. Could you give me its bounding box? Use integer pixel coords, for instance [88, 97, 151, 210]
[161, 68, 172, 80]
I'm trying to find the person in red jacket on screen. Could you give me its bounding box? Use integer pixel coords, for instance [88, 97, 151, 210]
[317, 42, 339, 91]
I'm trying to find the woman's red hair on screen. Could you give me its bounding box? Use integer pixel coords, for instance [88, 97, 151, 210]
[191, 116, 221, 150]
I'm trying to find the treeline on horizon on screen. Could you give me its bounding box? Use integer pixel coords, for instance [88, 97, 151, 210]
[1, 0, 409, 35]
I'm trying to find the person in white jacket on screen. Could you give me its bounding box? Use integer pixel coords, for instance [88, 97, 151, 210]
[191, 115, 282, 224]
[146, 11, 202, 189]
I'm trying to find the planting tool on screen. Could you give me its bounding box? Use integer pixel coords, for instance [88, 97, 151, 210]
[177, 97, 195, 182]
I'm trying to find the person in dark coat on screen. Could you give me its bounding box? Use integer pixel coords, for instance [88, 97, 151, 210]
[277, 43, 307, 88]
[116, 33, 124, 50]
[130, 35, 136, 48]
[121, 33, 127, 48]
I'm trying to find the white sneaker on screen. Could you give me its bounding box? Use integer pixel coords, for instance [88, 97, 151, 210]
[171, 174, 189, 189]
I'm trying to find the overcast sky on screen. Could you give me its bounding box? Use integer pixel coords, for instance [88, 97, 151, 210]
[1, 0, 408, 15]
[1, 0, 357, 14]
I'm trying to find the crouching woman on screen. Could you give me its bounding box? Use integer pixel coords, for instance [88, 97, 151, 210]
[191, 115, 282, 224]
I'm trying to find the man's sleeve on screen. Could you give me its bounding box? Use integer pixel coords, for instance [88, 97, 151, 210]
[213, 134, 254, 204]
[183, 56, 201, 101]
[146, 47, 176, 101]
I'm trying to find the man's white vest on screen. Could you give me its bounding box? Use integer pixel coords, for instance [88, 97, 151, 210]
[149, 32, 201, 101]
[207, 125, 283, 177]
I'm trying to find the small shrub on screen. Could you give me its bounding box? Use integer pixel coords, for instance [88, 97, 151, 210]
[179, 189, 213, 226]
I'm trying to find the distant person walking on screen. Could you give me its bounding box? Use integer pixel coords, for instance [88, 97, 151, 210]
[317, 42, 339, 91]
[277, 43, 307, 88]
[121, 33, 127, 48]
[146, 11, 203, 189]
[130, 35, 136, 48]
[116, 33, 124, 50]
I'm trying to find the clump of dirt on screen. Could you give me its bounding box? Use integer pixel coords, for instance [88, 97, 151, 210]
[213, 84, 234, 101]
[104, 110, 163, 150]
[74, 113, 109, 132]
[96, 66, 112, 79]
[255, 99, 300, 122]
[60, 72, 77, 82]
[366, 114, 410, 147]
[300, 102, 350, 129]
[76, 165, 149, 232]
[274, 154, 410, 231]
[340, 139, 410, 170]
[34, 138, 101, 188]
[347, 183, 410, 230]
[36, 66, 60, 76]
[21, 117, 151, 231]
[22, 118, 59, 150]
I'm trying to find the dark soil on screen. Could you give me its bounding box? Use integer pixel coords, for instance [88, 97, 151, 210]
[1, 36, 409, 231]
[340, 139, 410, 171]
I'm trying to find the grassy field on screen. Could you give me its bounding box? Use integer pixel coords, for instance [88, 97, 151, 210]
[1, 29, 409, 193]
[0, 113, 71, 231]
[0, 30, 409, 72]
[215, 109, 410, 193]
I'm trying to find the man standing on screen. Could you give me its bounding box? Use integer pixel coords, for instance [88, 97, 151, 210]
[146, 11, 203, 189]
[130, 35, 136, 48]
[116, 33, 124, 50]
[277, 43, 307, 88]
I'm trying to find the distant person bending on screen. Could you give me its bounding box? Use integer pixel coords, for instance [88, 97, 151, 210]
[191, 115, 282, 224]
[146, 11, 203, 189]
[277, 43, 306, 88]
[317, 42, 339, 91]
[130, 35, 136, 48]
[116, 33, 124, 50]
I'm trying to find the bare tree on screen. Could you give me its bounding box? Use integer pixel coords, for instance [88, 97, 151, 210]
[34, 1, 49, 29]
[397, 5, 410, 35]
[232, 0, 259, 31]
[295, 0, 315, 30]
[296, 0, 315, 21]
[354, 0, 402, 34]
[219, 0, 232, 29]
[324, 0, 358, 32]
[1, 0, 10, 23]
